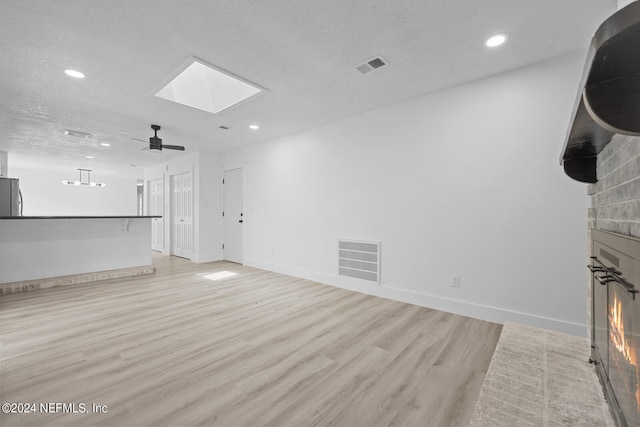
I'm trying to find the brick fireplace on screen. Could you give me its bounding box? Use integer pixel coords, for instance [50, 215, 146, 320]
[560, 2, 640, 424]
[587, 134, 640, 426]
[587, 134, 640, 334]
[588, 134, 640, 239]
[589, 229, 640, 425]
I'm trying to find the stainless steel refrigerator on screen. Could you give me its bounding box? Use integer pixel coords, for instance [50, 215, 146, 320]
[0, 177, 22, 216]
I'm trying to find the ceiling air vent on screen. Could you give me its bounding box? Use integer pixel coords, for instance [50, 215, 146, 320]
[356, 56, 388, 74]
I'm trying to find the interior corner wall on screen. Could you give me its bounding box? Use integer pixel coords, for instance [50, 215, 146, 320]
[143, 150, 222, 263]
[223, 52, 591, 336]
[196, 151, 223, 262]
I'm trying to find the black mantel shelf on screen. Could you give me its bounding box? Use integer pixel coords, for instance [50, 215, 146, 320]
[561, 1, 640, 183]
[0, 216, 161, 220]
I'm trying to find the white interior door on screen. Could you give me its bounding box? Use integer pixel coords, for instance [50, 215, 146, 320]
[223, 168, 244, 264]
[171, 172, 193, 259]
[149, 178, 163, 251]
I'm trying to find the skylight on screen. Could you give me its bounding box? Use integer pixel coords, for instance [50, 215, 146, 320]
[154, 58, 264, 115]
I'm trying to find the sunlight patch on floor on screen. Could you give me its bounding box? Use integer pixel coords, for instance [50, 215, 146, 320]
[198, 271, 238, 281]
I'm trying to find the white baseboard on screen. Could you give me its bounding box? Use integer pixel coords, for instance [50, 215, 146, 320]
[191, 253, 221, 263]
[246, 258, 588, 337]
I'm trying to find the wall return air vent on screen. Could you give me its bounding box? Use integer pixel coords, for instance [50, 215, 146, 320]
[338, 239, 381, 284]
[355, 56, 388, 74]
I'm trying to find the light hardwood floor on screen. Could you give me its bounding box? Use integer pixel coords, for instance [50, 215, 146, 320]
[0, 255, 501, 426]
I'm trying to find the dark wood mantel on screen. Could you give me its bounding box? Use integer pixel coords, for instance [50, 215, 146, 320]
[561, 1, 640, 183]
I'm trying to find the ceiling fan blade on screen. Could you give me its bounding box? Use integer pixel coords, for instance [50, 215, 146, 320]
[162, 145, 185, 151]
[135, 125, 186, 152]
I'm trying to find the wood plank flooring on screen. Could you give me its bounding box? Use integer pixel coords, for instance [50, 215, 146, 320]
[0, 254, 501, 426]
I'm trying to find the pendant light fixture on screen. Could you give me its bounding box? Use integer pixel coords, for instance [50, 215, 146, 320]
[61, 168, 106, 187]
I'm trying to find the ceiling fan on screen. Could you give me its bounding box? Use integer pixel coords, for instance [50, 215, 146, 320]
[131, 124, 185, 152]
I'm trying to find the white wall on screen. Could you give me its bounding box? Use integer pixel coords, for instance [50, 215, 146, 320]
[0, 151, 7, 177]
[618, 0, 635, 9]
[223, 53, 590, 336]
[143, 150, 222, 263]
[9, 160, 138, 216]
[197, 151, 223, 262]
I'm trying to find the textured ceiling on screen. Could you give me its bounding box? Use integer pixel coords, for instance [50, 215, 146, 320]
[0, 0, 616, 173]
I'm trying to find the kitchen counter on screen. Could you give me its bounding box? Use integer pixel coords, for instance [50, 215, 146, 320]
[0, 215, 161, 219]
[0, 216, 158, 285]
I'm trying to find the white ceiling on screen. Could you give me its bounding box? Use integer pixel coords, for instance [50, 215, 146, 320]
[0, 0, 616, 173]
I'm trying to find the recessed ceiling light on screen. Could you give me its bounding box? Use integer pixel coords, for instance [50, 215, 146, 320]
[100, 142, 111, 147]
[64, 69, 85, 79]
[249, 124, 260, 130]
[63, 129, 91, 138]
[485, 34, 508, 48]
[85, 155, 94, 159]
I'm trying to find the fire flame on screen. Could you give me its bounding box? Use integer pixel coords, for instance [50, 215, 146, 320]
[609, 290, 640, 410]
[609, 291, 631, 359]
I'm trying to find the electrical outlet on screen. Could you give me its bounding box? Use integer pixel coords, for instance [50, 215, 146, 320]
[451, 274, 461, 288]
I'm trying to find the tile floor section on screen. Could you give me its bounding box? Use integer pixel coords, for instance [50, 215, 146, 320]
[469, 323, 614, 426]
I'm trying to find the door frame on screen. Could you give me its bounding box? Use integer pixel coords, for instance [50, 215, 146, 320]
[169, 169, 194, 260]
[222, 166, 245, 264]
[148, 177, 164, 252]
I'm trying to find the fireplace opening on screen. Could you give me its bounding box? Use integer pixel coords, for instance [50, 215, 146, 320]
[608, 288, 640, 421]
[590, 230, 640, 426]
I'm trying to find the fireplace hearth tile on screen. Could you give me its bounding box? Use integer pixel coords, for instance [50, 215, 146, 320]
[483, 371, 544, 402]
[481, 384, 544, 415]
[549, 402, 611, 426]
[470, 323, 614, 426]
